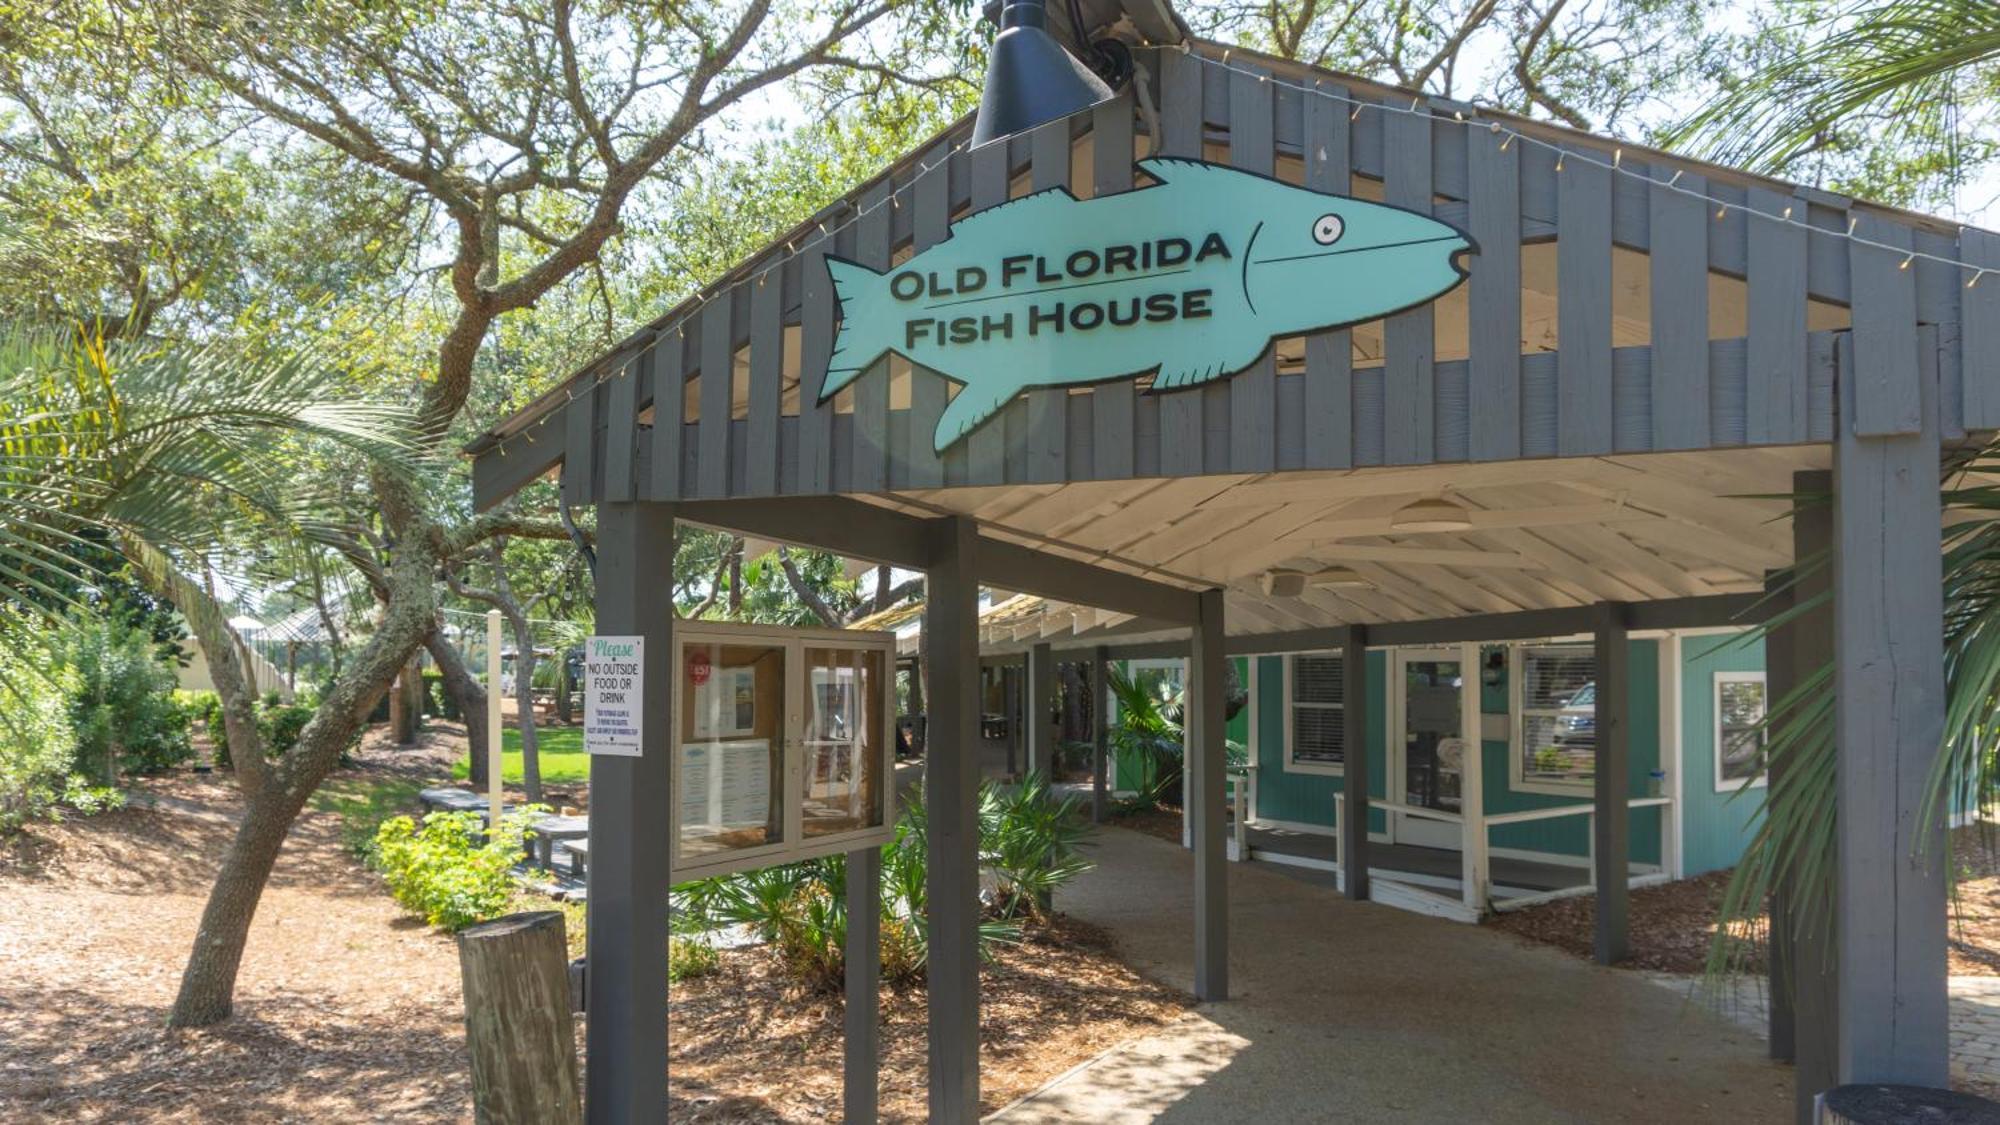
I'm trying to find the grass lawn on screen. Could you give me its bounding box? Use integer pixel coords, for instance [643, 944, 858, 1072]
[309, 773, 426, 857]
[452, 726, 589, 785]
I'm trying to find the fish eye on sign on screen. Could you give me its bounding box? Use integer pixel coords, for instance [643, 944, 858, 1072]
[818, 158, 1475, 453]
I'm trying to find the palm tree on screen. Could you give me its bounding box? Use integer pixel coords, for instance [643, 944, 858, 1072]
[0, 317, 411, 785]
[1670, 0, 2000, 974]
[1673, 1, 2000, 187]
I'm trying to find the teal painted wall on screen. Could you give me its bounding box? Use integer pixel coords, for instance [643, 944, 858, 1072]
[1680, 633, 1766, 876]
[1252, 642, 1663, 865]
[1251, 652, 1390, 834]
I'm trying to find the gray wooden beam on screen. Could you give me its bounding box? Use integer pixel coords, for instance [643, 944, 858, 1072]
[1790, 469, 1839, 1122]
[1028, 643, 1056, 778]
[586, 502, 676, 1124]
[1092, 646, 1110, 824]
[1592, 601, 1630, 964]
[675, 497, 933, 569]
[1341, 625, 1370, 901]
[924, 516, 982, 1121]
[472, 405, 568, 511]
[1189, 588, 1229, 1001]
[1764, 563, 1797, 1065]
[844, 842, 880, 1125]
[1832, 332, 1949, 1084]
[976, 539, 1203, 625]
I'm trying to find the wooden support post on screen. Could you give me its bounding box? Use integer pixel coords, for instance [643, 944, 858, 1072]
[1764, 566, 1797, 1065]
[458, 911, 583, 1125]
[1004, 665, 1020, 779]
[1790, 470, 1839, 1122]
[925, 517, 981, 1121]
[1458, 641, 1488, 915]
[1832, 340, 1949, 1087]
[1592, 601, 1630, 964]
[1342, 626, 1370, 901]
[1189, 589, 1229, 1001]
[1029, 642, 1055, 779]
[1092, 646, 1110, 824]
[586, 502, 675, 1124]
[845, 843, 880, 1125]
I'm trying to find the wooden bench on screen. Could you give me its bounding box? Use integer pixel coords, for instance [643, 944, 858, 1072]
[555, 838, 588, 880]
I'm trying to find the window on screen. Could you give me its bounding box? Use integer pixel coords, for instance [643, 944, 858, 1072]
[1715, 672, 1768, 791]
[1515, 644, 1596, 791]
[1285, 653, 1344, 774]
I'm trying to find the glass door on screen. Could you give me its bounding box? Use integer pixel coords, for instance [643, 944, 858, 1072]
[1394, 650, 1466, 850]
[802, 645, 886, 839]
[675, 639, 788, 867]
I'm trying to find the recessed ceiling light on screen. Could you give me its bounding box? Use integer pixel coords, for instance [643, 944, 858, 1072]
[1390, 495, 1472, 532]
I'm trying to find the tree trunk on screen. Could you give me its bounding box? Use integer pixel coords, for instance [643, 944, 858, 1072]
[167, 781, 310, 1025]
[513, 624, 543, 804]
[552, 657, 572, 725]
[427, 630, 489, 788]
[402, 653, 425, 740]
[169, 539, 437, 1028]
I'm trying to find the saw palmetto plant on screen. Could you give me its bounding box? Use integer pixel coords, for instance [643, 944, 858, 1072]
[1709, 447, 2000, 977]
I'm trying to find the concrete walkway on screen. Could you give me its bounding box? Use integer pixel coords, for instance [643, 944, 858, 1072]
[993, 829, 1792, 1123]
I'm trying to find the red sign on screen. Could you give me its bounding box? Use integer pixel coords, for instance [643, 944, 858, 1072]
[688, 650, 711, 686]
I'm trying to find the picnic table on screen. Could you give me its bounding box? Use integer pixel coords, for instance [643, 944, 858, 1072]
[530, 814, 589, 871]
[418, 787, 490, 814]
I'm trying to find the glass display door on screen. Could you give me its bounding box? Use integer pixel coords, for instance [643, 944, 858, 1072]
[1393, 650, 1466, 850]
[671, 622, 897, 878]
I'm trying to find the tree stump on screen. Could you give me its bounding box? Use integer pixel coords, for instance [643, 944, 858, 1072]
[1818, 1084, 2000, 1124]
[457, 911, 582, 1125]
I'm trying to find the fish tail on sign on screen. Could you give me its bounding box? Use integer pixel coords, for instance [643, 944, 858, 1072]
[822, 257, 897, 401]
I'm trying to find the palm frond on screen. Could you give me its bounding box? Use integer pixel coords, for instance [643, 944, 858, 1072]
[1672, 0, 2000, 173]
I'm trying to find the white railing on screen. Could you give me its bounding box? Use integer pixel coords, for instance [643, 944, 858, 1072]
[1331, 791, 1675, 919]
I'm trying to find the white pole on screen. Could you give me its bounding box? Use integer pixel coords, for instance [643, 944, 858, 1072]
[486, 609, 503, 829]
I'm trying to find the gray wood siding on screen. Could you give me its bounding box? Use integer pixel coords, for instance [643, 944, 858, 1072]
[472, 47, 1991, 512]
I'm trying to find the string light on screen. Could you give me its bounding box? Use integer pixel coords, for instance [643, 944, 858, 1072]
[1969, 270, 1986, 290]
[1900, 253, 1915, 270]
[1555, 152, 1565, 173]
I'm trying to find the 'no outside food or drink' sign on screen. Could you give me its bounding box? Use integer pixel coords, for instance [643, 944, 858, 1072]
[583, 635, 643, 756]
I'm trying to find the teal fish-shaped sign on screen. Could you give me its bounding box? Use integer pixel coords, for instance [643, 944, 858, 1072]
[820, 157, 1474, 452]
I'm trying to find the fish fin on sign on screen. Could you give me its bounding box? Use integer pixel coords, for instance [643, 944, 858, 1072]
[822, 256, 894, 401]
[933, 381, 1022, 453]
[1151, 357, 1236, 391]
[930, 185, 1076, 244]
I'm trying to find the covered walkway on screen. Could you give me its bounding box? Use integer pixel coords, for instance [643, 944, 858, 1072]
[995, 828, 1789, 1123]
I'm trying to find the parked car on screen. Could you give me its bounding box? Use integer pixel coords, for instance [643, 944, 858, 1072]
[1556, 682, 1596, 743]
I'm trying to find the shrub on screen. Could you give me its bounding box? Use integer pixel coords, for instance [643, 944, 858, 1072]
[0, 655, 81, 832]
[207, 696, 334, 771]
[668, 935, 719, 983]
[671, 772, 1091, 992]
[55, 614, 192, 778]
[372, 807, 545, 932]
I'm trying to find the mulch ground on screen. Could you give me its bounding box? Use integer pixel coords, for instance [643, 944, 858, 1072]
[669, 916, 1187, 1123]
[1485, 825, 2000, 976]
[0, 721, 1188, 1122]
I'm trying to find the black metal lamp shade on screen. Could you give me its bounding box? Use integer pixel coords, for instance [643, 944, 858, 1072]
[970, 0, 1115, 149]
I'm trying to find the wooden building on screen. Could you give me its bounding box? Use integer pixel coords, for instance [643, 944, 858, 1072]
[467, 0, 1982, 1118]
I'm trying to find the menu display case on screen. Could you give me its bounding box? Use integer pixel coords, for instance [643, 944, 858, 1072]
[670, 621, 896, 879]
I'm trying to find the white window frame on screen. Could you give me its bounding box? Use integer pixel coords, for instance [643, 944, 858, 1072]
[1283, 651, 1345, 776]
[1508, 641, 1597, 797]
[1713, 670, 1769, 793]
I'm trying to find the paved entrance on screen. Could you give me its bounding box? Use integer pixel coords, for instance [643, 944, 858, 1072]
[994, 829, 1791, 1123]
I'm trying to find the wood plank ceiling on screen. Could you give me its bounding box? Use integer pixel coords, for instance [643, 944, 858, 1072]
[862, 445, 1833, 651]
